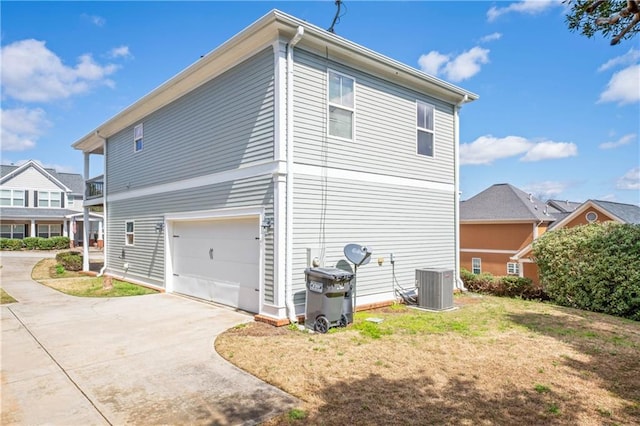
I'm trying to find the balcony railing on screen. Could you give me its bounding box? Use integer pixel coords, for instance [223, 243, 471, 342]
[86, 175, 104, 200]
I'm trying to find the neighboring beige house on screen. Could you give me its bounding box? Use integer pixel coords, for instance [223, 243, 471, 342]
[460, 183, 640, 283]
[0, 160, 103, 247]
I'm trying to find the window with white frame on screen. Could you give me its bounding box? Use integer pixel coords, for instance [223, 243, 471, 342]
[417, 101, 435, 157]
[125, 221, 135, 246]
[37, 191, 61, 208]
[134, 123, 143, 152]
[0, 224, 25, 239]
[507, 262, 520, 275]
[328, 70, 355, 140]
[37, 224, 61, 238]
[0, 189, 25, 207]
[585, 211, 598, 223]
[472, 258, 481, 274]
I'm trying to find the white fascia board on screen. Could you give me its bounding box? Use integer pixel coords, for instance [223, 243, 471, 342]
[551, 200, 624, 229]
[294, 164, 454, 193]
[0, 160, 72, 192]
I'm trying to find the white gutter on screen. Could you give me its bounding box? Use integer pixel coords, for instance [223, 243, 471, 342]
[454, 94, 469, 291]
[285, 26, 304, 323]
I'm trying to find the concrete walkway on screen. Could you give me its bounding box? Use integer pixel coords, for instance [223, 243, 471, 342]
[0, 253, 298, 425]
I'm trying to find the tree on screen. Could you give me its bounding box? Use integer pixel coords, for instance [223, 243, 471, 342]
[566, 0, 640, 45]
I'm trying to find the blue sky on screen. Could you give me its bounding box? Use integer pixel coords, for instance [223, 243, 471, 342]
[1, 1, 639, 205]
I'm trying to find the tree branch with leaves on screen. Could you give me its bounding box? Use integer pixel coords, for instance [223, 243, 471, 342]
[566, 0, 640, 45]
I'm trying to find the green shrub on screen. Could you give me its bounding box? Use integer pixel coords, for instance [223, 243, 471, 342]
[22, 237, 42, 250]
[0, 238, 24, 251]
[533, 222, 640, 321]
[55, 251, 83, 271]
[461, 269, 547, 301]
[37, 238, 56, 250]
[50, 236, 70, 250]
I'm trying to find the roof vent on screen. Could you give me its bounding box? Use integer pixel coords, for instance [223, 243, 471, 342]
[528, 193, 533, 202]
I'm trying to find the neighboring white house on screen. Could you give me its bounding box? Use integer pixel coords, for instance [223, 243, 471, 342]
[71, 10, 478, 323]
[0, 160, 103, 247]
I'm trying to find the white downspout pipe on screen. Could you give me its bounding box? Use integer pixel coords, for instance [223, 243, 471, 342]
[82, 152, 91, 272]
[285, 26, 304, 323]
[454, 94, 468, 291]
[95, 132, 108, 277]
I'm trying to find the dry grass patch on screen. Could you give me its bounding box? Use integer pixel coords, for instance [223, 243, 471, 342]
[1, 288, 17, 304]
[216, 295, 640, 425]
[32, 258, 157, 297]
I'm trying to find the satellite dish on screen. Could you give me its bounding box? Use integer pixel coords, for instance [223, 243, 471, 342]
[344, 244, 373, 267]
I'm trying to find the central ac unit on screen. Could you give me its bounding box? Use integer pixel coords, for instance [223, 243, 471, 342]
[415, 268, 454, 311]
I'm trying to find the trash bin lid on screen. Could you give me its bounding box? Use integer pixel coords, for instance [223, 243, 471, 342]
[305, 267, 354, 281]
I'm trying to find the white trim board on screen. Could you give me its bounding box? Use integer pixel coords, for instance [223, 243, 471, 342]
[460, 248, 518, 254]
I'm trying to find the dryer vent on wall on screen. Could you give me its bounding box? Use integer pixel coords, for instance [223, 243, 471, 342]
[415, 268, 454, 311]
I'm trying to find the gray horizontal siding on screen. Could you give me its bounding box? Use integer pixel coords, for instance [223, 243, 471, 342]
[106, 175, 275, 301]
[106, 47, 275, 195]
[293, 48, 455, 183]
[292, 173, 455, 305]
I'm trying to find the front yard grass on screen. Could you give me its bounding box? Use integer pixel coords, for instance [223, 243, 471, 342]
[32, 258, 157, 297]
[216, 295, 640, 425]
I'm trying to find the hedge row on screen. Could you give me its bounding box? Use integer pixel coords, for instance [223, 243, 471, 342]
[55, 251, 83, 271]
[0, 236, 70, 251]
[460, 269, 548, 301]
[533, 222, 640, 321]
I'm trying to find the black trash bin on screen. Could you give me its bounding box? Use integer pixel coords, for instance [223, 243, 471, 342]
[304, 267, 354, 333]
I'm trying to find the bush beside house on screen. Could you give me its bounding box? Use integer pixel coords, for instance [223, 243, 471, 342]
[0, 236, 71, 251]
[533, 222, 640, 321]
[460, 269, 547, 300]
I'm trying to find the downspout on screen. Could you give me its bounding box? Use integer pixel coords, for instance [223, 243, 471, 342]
[285, 26, 304, 323]
[95, 131, 108, 277]
[454, 94, 468, 291]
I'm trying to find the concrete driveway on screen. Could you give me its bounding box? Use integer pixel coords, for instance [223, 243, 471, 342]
[0, 253, 298, 425]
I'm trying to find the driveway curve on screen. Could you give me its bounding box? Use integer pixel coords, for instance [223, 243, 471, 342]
[1, 253, 297, 425]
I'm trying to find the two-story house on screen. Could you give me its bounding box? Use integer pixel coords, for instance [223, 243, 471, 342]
[71, 10, 477, 324]
[0, 160, 103, 246]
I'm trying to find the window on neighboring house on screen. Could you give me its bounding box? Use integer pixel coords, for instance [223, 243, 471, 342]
[1, 224, 25, 239]
[38, 224, 61, 238]
[134, 123, 144, 152]
[472, 258, 482, 275]
[507, 262, 520, 275]
[417, 101, 435, 157]
[0, 189, 25, 207]
[585, 211, 598, 223]
[37, 191, 61, 208]
[125, 221, 135, 246]
[328, 70, 355, 140]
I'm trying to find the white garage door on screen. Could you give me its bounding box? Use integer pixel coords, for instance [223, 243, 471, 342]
[171, 217, 260, 312]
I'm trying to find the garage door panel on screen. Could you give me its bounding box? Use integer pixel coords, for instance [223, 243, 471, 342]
[171, 217, 260, 313]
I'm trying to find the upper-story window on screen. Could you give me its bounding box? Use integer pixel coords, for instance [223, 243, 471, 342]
[38, 191, 61, 208]
[0, 189, 25, 207]
[134, 123, 144, 152]
[417, 101, 435, 157]
[328, 70, 355, 140]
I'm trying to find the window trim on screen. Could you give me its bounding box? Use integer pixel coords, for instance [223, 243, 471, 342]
[37, 191, 62, 208]
[0, 189, 26, 207]
[416, 100, 435, 158]
[125, 220, 135, 246]
[327, 69, 356, 141]
[507, 262, 520, 275]
[472, 257, 482, 275]
[134, 123, 144, 153]
[0, 224, 25, 239]
[37, 224, 61, 239]
[585, 211, 598, 223]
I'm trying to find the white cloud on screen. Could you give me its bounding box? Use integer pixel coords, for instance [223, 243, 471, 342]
[617, 167, 640, 190]
[82, 13, 106, 27]
[0, 39, 119, 103]
[419, 47, 489, 82]
[599, 133, 636, 149]
[487, 0, 562, 22]
[0, 108, 50, 152]
[461, 135, 578, 165]
[479, 32, 503, 43]
[523, 181, 570, 199]
[598, 64, 640, 105]
[108, 46, 133, 59]
[520, 141, 578, 162]
[598, 48, 640, 72]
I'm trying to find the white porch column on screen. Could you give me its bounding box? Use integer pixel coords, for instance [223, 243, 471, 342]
[97, 220, 103, 242]
[63, 220, 68, 237]
[30, 219, 36, 237]
[82, 153, 90, 271]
